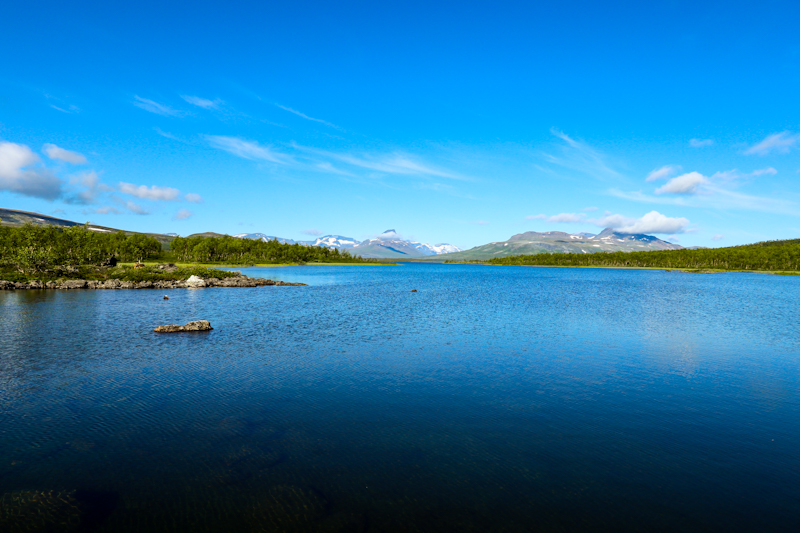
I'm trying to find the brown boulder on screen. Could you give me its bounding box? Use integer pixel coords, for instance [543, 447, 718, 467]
[154, 320, 213, 333]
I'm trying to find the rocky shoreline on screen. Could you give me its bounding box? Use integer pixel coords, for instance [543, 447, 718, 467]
[0, 275, 305, 290]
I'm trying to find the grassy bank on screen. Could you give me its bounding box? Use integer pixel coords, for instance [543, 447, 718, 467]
[0, 265, 240, 284]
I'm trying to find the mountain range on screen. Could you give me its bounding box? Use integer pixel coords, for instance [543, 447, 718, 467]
[0, 207, 682, 260]
[233, 229, 461, 258]
[430, 229, 682, 261]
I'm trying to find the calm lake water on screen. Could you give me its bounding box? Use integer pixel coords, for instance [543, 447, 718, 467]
[1, 263, 799, 532]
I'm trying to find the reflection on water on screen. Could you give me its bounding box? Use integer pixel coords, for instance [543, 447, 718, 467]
[1, 264, 799, 532]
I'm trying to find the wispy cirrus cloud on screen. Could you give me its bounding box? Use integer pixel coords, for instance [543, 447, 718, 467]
[690, 138, 714, 148]
[744, 131, 800, 155]
[275, 104, 339, 129]
[181, 95, 222, 110]
[610, 187, 796, 215]
[296, 145, 466, 180]
[542, 129, 622, 181]
[205, 135, 290, 164]
[133, 96, 185, 117]
[646, 165, 681, 182]
[50, 104, 81, 114]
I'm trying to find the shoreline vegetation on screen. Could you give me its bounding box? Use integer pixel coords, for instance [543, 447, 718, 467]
[0, 224, 382, 286]
[439, 238, 800, 274]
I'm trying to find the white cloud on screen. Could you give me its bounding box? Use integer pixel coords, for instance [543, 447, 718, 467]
[582, 206, 598, 212]
[0, 141, 63, 200]
[548, 212, 584, 223]
[125, 201, 150, 215]
[712, 234, 724, 241]
[302, 228, 323, 236]
[173, 209, 193, 220]
[205, 135, 288, 164]
[592, 210, 690, 234]
[750, 167, 778, 177]
[646, 165, 681, 182]
[690, 138, 714, 148]
[65, 170, 111, 205]
[43, 144, 87, 164]
[526, 214, 547, 220]
[93, 206, 122, 215]
[744, 131, 800, 155]
[655, 171, 707, 195]
[275, 104, 339, 129]
[133, 96, 184, 117]
[184, 193, 203, 203]
[180, 95, 221, 109]
[119, 182, 181, 201]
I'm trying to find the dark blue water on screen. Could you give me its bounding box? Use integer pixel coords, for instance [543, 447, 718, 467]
[1, 263, 799, 532]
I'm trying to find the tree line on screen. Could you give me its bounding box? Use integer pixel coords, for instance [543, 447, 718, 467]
[0, 224, 373, 275]
[0, 224, 161, 274]
[169, 235, 371, 264]
[485, 241, 800, 271]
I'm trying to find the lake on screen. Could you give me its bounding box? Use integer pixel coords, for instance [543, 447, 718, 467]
[1, 263, 799, 532]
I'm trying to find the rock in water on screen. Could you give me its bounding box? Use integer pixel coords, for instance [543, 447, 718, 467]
[186, 275, 207, 288]
[154, 320, 213, 333]
[183, 320, 212, 331]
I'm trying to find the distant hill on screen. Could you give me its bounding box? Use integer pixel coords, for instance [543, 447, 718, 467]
[430, 228, 682, 261]
[0, 207, 175, 247]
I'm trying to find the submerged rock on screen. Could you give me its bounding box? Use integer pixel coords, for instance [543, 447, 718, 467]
[154, 320, 213, 333]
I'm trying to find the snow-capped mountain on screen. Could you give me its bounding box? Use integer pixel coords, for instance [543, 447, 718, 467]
[312, 235, 359, 249]
[232, 228, 460, 258]
[350, 230, 461, 258]
[233, 233, 300, 245]
[416, 243, 462, 255]
[431, 228, 682, 260]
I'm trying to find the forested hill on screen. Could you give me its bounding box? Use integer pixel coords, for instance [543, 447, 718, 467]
[485, 239, 800, 272]
[0, 207, 174, 246]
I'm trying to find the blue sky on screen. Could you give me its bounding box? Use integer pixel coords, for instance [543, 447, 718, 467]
[1, 0, 799, 249]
